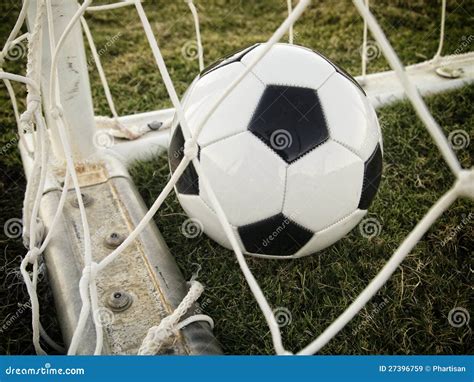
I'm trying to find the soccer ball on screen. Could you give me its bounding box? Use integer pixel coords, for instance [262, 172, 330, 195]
[169, 43, 382, 259]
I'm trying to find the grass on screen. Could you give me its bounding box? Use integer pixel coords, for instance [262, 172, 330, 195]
[0, 0, 472, 355]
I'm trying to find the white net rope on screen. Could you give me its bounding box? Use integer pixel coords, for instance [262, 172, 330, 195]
[0, 0, 472, 355]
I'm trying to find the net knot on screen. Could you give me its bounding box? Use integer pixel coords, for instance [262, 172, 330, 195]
[184, 139, 199, 159]
[138, 280, 205, 355]
[456, 169, 474, 199]
[26, 93, 41, 105]
[20, 94, 42, 129]
[25, 247, 41, 264]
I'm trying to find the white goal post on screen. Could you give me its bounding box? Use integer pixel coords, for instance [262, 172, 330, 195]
[0, 0, 473, 355]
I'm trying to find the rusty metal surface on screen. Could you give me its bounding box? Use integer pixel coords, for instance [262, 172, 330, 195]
[20, 146, 221, 354]
[66, 177, 188, 354]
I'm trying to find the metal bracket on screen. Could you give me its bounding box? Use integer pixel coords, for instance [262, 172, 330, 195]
[19, 140, 221, 354]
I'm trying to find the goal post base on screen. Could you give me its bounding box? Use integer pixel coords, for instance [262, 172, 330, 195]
[356, 52, 474, 108]
[19, 135, 222, 355]
[98, 108, 174, 165]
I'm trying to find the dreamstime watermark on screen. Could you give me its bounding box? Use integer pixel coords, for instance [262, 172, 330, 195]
[270, 129, 293, 150]
[181, 218, 203, 239]
[3, 218, 23, 239]
[194, 297, 212, 315]
[0, 302, 31, 335]
[5, 363, 85, 376]
[94, 307, 115, 327]
[453, 35, 474, 55]
[448, 129, 470, 150]
[273, 307, 292, 328]
[90, 211, 123, 244]
[352, 297, 389, 336]
[358, 217, 382, 239]
[448, 307, 470, 328]
[4, 40, 27, 62]
[0, 135, 19, 156]
[181, 40, 199, 61]
[359, 40, 381, 62]
[262, 217, 291, 248]
[440, 212, 472, 247]
[93, 130, 115, 149]
[86, 32, 122, 69]
[170, 144, 184, 161]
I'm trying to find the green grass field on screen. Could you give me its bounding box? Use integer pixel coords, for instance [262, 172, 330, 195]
[0, 0, 472, 355]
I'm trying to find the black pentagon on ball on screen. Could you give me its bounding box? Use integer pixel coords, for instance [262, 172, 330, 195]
[248, 85, 329, 163]
[168, 124, 200, 195]
[358, 143, 383, 210]
[238, 213, 313, 256]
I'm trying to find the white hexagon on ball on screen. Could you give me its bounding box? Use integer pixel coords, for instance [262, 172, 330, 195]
[283, 140, 365, 233]
[199, 132, 286, 227]
[182, 61, 265, 147]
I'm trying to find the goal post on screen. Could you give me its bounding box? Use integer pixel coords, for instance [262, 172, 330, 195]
[25, 0, 96, 161]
